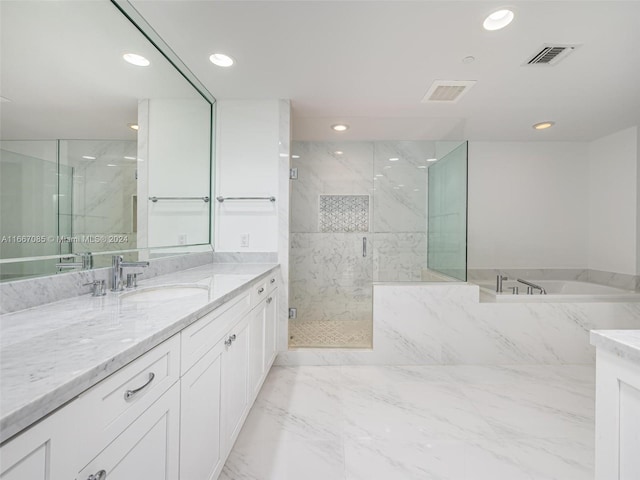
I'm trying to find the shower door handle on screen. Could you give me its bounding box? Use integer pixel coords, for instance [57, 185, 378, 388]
[362, 237, 367, 257]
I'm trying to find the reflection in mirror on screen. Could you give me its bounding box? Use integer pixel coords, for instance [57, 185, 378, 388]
[0, 0, 214, 281]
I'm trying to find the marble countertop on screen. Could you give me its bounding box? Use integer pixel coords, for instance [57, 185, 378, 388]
[0, 262, 278, 443]
[590, 330, 640, 364]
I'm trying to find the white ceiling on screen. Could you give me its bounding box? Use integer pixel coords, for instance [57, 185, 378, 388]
[130, 0, 640, 142]
[0, 1, 201, 140]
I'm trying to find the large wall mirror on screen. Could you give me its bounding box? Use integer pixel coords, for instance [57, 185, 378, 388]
[0, 0, 215, 281]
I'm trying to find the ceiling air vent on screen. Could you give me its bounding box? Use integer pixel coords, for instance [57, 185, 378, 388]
[421, 80, 476, 103]
[524, 44, 580, 66]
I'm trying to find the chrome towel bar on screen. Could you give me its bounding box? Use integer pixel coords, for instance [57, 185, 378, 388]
[216, 196, 276, 203]
[149, 196, 210, 203]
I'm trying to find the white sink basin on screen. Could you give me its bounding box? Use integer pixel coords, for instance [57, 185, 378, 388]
[119, 284, 210, 303]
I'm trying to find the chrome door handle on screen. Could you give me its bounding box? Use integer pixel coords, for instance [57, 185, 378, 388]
[230, 334, 236, 342]
[267, 297, 273, 304]
[362, 237, 367, 257]
[87, 470, 107, 480]
[224, 337, 233, 347]
[124, 372, 155, 401]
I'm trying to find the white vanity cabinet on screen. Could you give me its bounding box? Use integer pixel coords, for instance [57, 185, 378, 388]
[179, 291, 251, 480]
[0, 270, 280, 480]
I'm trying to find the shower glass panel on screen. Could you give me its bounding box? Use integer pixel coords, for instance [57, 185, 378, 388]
[372, 141, 432, 282]
[427, 142, 468, 281]
[289, 142, 374, 348]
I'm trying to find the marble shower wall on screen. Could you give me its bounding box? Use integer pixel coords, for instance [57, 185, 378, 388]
[373, 141, 431, 281]
[291, 141, 433, 300]
[290, 142, 373, 323]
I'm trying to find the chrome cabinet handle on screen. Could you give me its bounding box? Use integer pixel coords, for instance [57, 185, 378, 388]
[124, 372, 155, 401]
[362, 237, 367, 257]
[270, 278, 276, 284]
[267, 297, 273, 304]
[224, 337, 232, 347]
[87, 470, 107, 480]
[258, 287, 265, 294]
[230, 334, 236, 341]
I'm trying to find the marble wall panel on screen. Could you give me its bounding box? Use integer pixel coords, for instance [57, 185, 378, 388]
[276, 283, 640, 366]
[373, 141, 429, 234]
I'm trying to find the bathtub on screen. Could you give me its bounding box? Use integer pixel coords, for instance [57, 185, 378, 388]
[477, 280, 640, 303]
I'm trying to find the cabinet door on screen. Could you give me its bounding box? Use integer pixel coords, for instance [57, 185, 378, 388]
[264, 288, 278, 368]
[180, 341, 225, 480]
[77, 382, 180, 480]
[248, 301, 266, 400]
[221, 315, 250, 451]
[0, 400, 76, 480]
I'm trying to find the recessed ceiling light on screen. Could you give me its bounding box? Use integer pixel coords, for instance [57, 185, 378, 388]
[82, 155, 96, 160]
[331, 124, 349, 132]
[427, 158, 438, 162]
[483, 9, 514, 31]
[123, 53, 150, 67]
[398, 184, 405, 187]
[418, 166, 427, 169]
[533, 121, 555, 130]
[389, 157, 399, 162]
[375, 174, 384, 177]
[107, 164, 118, 167]
[209, 53, 234, 67]
[124, 156, 136, 160]
[292, 155, 300, 159]
[129, 123, 139, 131]
[462, 56, 476, 64]
[334, 151, 344, 155]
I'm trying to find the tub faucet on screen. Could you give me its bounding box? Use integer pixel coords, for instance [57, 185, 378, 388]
[111, 255, 149, 291]
[496, 275, 508, 293]
[516, 278, 547, 295]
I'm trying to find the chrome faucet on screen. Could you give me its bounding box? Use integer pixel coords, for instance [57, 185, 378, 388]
[56, 252, 93, 271]
[496, 275, 508, 293]
[111, 255, 149, 291]
[516, 278, 547, 295]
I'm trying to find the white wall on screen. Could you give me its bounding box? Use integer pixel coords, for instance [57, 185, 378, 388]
[588, 126, 639, 275]
[468, 141, 589, 269]
[215, 100, 283, 252]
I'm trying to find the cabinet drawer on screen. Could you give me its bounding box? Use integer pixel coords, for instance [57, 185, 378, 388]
[75, 335, 180, 456]
[181, 291, 251, 374]
[251, 274, 276, 308]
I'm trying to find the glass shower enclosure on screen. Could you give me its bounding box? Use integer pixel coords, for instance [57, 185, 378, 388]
[289, 140, 467, 348]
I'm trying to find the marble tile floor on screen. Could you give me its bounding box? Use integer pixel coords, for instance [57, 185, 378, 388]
[288, 320, 372, 348]
[220, 364, 595, 480]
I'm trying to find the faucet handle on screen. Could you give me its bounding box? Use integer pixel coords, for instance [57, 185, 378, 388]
[84, 280, 106, 297]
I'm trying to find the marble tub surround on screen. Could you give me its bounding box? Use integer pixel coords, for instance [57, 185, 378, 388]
[0, 250, 214, 314]
[590, 330, 640, 364]
[221, 364, 595, 480]
[277, 283, 640, 366]
[468, 268, 640, 292]
[0, 261, 278, 443]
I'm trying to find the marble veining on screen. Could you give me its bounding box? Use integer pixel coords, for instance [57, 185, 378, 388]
[0, 261, 278, 443]
[590, 330, 640, 364]
[277, 283, 640, 366]
[221, 364, 595, 480]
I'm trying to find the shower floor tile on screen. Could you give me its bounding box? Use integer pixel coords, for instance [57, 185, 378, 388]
[220, 365, 595, 480]
[288, 320, 372, 348]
